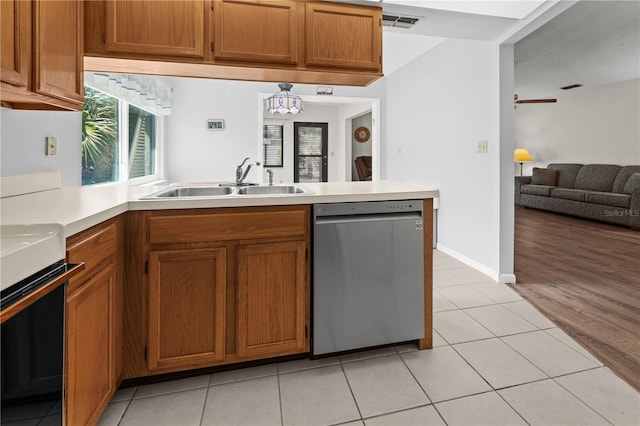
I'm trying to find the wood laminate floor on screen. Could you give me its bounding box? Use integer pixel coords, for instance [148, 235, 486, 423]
[512, 206, 640, 391]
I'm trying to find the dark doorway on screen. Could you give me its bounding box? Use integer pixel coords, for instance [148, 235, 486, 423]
[294, 122, 328, 183]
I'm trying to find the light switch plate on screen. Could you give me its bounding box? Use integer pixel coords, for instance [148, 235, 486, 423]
[477, 140, 488, 153]
[46, 137, 57, 156]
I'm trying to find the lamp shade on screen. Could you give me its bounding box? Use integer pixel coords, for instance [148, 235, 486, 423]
[266, 83, 303, 114]
[514, 148, 532, 162]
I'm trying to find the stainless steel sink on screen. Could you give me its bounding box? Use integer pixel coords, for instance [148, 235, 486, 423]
[236, 185, 312, 195]
[145, 186, 234, 198]
[218, 182, 259, 187]
[142, 184, 313, 199]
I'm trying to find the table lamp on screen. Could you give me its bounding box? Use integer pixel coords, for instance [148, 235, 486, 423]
[514, 148, 532, 176]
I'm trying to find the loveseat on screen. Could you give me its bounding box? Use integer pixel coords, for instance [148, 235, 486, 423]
[515, 163, 640, 229]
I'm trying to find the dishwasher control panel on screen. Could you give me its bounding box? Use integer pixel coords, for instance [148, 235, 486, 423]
[314, 200, 423, 217]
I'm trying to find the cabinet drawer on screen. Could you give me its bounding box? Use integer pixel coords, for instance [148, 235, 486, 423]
[149, 207, 308, 245]
[66, 222, 117, 289]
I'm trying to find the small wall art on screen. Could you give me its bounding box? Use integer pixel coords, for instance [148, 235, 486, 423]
[207, 119, 225, 131]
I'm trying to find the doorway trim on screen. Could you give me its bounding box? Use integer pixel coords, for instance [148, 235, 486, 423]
[496, 0, 579, 283]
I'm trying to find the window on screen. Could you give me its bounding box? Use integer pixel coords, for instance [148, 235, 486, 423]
[128, 105, 156, 179]
[81, 86, 163, 186]
[263, 124, 283, 167]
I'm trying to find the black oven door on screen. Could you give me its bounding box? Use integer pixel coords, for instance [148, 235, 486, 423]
[1, 261, 83, 425]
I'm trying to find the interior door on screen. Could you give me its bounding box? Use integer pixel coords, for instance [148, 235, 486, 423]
[294, 122, 328, 183]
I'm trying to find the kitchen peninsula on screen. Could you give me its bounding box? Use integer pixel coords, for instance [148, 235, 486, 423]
[1, 177, 438, 425]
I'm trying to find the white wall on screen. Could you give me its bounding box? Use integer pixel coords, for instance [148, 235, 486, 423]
[351, 112, 373, 180]
[0, 108, 82, 187]
[384, 39, 502, 279]
[338, 102, 374, 181]
[166, 77, 384, 184]
[515, 78, 640, 174]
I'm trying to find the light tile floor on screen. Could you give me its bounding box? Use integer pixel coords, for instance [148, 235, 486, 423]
[97, 250, 639, 426]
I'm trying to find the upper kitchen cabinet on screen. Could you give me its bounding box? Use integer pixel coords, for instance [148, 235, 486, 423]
[85, 1, 383, 86]
[213, 0, 299, 65]
[34, 1, 84, 105]
[102, 0, 207, 59]
[1, 0, 30, 89]
[305, 2, 382, 72]
[1, 0, 83, 111]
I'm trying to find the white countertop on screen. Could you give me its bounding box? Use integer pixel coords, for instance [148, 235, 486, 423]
[0, 223, 65, 290]
[0, 181, 438, 238]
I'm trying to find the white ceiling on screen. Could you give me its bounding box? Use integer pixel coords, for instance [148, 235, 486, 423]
[338, 1, 639, 97]
[514, 0, 640, 99]
[364, 0, 546, 19]
[345, 0, 531, 40]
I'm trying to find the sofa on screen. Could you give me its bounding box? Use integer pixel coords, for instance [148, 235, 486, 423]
[515, 163, 640, 229]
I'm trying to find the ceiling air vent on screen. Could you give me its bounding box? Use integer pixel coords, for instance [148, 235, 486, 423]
[382, 14, 419, 29]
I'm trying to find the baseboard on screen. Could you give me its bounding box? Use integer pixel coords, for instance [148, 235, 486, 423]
[499, 273, 517, 284]
[435, 243, 499, 282]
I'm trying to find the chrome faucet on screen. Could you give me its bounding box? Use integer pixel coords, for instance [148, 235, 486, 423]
[236, 157, 261, 185]
[266, 168, 274, 185]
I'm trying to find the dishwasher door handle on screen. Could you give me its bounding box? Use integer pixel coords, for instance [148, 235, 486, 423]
[315, 211, 422, 225]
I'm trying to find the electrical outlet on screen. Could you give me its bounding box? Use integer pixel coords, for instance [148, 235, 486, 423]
[477, 140, 488, 153]
[46, 137, 57, 156]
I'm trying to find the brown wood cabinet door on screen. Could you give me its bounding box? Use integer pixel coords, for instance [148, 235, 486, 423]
[33, 0, 83, 104]
[65, 264, 115, 426]
[305, 2, 382, 71]
[105, 0, 206, 58]
[213, 0, 298, 64]
[1, 0, 30, 88]
[148, 248, 226, 371]
[237, 241, 307, 359]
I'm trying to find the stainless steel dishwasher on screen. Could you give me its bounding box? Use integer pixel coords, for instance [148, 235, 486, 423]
[313, 200, 424, 355]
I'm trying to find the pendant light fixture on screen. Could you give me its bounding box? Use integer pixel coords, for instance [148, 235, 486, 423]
[266, 83, 303, 114]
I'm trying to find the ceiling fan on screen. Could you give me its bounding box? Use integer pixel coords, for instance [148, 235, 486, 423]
[514, 94, 557, 107]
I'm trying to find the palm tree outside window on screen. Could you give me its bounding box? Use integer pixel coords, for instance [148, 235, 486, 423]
[81, 86, 162, 185]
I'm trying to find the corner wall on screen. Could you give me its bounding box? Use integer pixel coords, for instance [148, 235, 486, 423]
[384, 38, 501, 279]
[0, 108, 82, 187]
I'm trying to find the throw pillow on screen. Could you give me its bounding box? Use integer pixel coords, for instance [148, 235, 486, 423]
[623, 172, 640, 194]
[530, 167, 558, 186]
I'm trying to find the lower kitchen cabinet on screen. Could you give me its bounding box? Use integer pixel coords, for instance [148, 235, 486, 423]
[65, 265, 115, 426]
[125, 206, 310, 378]
[65, 216, 123, 425]
[237, 241, 307, 358]
[148, 248, 226, 371]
